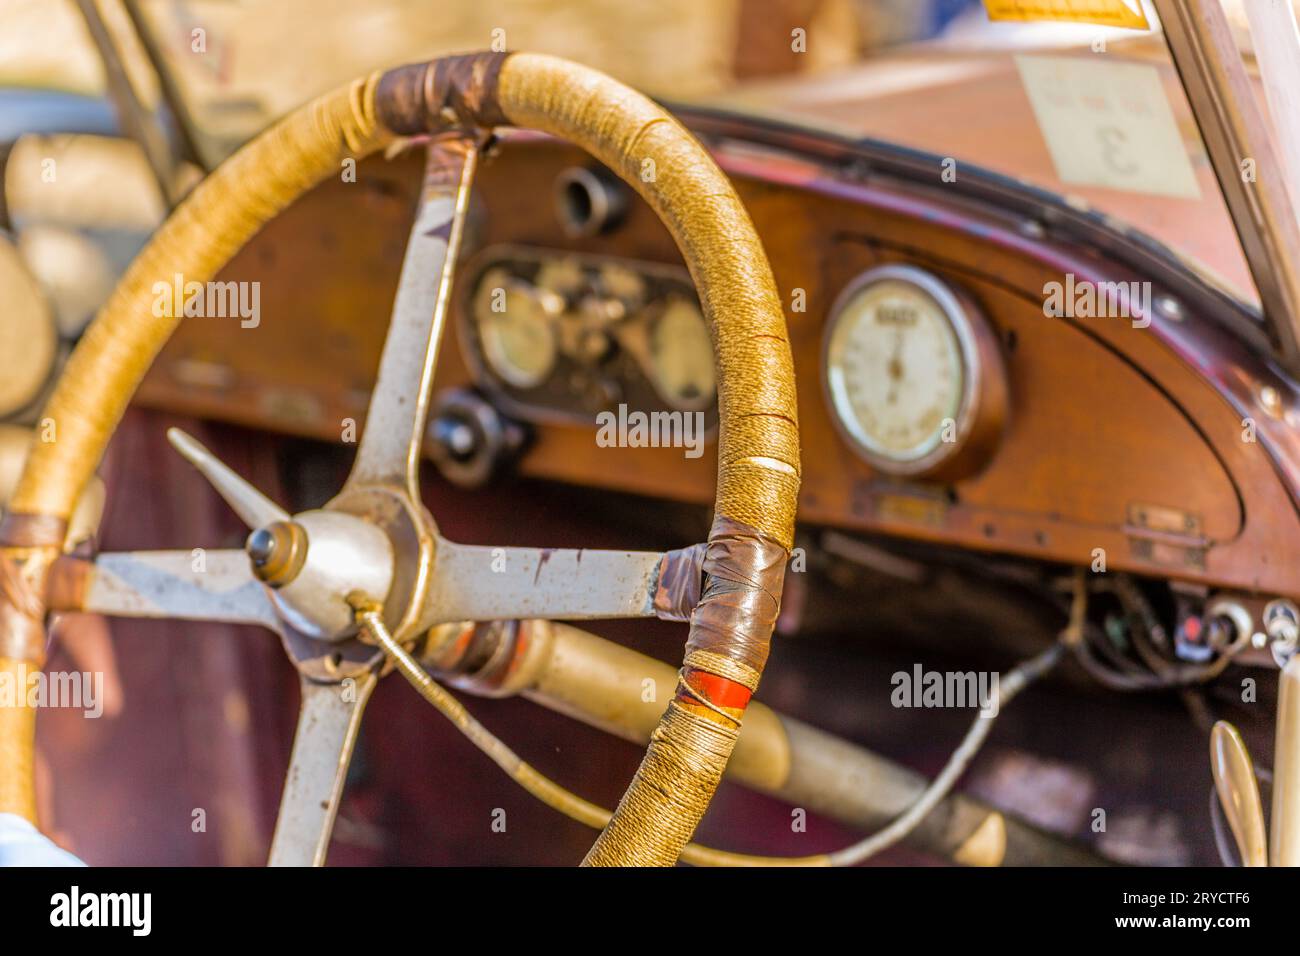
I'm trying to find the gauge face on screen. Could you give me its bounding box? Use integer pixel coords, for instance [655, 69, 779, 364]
[649, 297, 716, 411]
[474, 272, 559, 389]
[824, 265, 1004, 477]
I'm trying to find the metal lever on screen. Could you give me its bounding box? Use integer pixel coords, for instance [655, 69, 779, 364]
[167, 427, 289, 530]
[1272, 657, 1300, 865]
[1210, 721, 1268, 866]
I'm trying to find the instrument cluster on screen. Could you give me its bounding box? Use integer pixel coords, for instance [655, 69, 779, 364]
[459, 246, 717, 426]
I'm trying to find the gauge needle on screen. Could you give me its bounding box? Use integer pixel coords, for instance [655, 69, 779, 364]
[885, 331, 905, 405]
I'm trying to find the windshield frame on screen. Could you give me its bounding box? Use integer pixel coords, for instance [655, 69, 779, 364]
[1154, 0, 1300, 375]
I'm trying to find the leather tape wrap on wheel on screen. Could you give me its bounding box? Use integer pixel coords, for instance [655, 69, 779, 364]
[670, 516, 787, 685]
[0, 51, 801, 862]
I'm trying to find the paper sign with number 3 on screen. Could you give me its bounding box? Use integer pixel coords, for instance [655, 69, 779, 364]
[1015, 54, 1201, 200]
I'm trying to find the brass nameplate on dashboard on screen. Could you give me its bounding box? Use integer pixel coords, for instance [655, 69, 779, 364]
[869, 488, 949, 528]
[983, 0, 1149, 29]
[1125, 502, 1207, 570]
[1127, 502, 1201, 538]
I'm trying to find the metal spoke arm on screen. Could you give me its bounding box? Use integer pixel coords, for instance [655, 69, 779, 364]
[48, 549, 280, 631]
[421, 540, 665, 626]
[344, 138, 480, 496]
[268, 672, 377, 867]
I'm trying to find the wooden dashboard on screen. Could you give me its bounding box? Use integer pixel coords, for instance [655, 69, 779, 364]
[132, 120, 1300, 600]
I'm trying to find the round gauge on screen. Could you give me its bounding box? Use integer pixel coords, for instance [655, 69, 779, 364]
[649, 297, 716, 411]
[474, 272, 560, 389]
[823, 264, 1007, 479]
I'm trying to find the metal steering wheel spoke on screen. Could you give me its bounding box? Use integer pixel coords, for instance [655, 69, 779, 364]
[343, 137, 480, 499]
[423, 540, 665, 626]
[268, 670, 378, 867]
[67, 548, 281, 632]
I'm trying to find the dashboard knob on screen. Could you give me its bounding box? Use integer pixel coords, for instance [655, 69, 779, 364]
[426, 388, 528, 488]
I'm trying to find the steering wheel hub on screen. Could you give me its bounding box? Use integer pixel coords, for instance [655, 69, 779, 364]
[254, 509, 395, 643]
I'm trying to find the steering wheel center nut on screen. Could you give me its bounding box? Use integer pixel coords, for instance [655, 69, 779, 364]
[246, 520, 309, 586]
[248, 510, 395, 643]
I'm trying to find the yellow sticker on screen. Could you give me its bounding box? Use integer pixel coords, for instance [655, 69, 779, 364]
[983, 0, 1150, 29]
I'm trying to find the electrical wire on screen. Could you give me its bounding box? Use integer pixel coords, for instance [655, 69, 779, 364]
[1062, 572, 1251, 692]
[349, 591, 1061, 867]
[348, 593, 829, 867]
[826, 639, 1063, 866]
[1060, 573, 1267, 863]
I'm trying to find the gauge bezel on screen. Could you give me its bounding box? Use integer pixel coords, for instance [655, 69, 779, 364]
[821, 263, 1007, 480]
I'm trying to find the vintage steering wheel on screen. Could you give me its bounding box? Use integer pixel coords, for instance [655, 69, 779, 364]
[0, 52, 800, 866]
